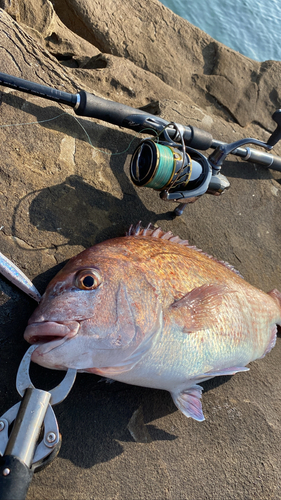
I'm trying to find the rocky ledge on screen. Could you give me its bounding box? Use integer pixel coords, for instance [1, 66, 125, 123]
[0, 1, 280, 499]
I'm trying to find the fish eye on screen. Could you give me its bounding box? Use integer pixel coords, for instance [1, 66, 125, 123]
[75, 269, 102, 290]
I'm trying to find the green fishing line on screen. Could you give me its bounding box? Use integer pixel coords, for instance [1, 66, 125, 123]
[146, 143, 174, 189]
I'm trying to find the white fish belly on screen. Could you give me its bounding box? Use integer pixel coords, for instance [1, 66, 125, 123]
[110, 305, 279, 393]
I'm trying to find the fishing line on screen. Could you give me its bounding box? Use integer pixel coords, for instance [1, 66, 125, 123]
[0, 110, 155, 157]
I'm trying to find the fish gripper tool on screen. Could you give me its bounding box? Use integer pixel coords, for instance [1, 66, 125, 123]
[0, 345, 77, 500]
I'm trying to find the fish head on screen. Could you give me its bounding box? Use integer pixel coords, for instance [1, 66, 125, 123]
[24, 239, 160, 372]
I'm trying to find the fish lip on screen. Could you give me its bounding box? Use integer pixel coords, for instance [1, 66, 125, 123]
[31, 337, 70, 363]
[24, 320, 80, 345]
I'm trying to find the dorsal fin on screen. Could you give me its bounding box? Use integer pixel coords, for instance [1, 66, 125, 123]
[126, 222, 190, 245]
[127, 223, 244, 279]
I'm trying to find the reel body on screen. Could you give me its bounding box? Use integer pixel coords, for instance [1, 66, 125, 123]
[129, 137, 223, 202]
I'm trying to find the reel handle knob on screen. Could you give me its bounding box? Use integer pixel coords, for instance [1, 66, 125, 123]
[267, 109, 281, 147]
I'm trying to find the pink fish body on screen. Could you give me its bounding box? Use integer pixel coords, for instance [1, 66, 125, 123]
[24, 225, 281, 421]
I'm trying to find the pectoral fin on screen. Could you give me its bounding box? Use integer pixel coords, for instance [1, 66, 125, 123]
[170, 283, 234, 333]
[171, 385, 205, 421]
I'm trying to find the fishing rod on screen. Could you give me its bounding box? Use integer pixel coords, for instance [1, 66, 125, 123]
[1, 72, 281, 216]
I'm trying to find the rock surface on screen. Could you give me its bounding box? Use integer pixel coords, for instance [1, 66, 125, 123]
[0, 3, 281, 500]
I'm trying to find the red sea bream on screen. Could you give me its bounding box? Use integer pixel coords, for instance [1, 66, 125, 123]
[24, 224, 281, 421]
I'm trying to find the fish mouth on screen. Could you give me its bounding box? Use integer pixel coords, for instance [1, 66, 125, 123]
[24, 320, 80, 345]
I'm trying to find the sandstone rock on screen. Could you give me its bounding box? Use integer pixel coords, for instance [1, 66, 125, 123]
[50, 0, 281, 128]
[1, 0, 99, 66]
[0, 6, 281, 500]
[71, 53, 196, 108]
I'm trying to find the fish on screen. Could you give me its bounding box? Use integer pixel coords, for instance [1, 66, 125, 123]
[23, 223, 281, 421]
[0, 250, 41, 302]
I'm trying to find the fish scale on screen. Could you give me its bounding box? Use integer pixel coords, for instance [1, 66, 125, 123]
[23, 225, 281, 422]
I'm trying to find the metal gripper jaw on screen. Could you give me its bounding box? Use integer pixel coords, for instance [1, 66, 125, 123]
[0, 345, 76, 472]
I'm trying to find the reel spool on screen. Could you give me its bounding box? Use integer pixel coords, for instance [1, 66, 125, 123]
[130, 139, 211, 199]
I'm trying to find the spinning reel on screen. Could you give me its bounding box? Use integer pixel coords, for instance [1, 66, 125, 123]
[129, 121, 277, 215]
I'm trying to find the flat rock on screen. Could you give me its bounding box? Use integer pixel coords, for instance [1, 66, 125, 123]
[0, 5, 280, 500]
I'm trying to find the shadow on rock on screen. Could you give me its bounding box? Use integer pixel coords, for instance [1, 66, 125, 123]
[45, 371, 232, 469]
[9, 95, 178, 248]
[0, 279, 38, 415]
[26, 174, 170, 249]
[221, 158, 275, 181]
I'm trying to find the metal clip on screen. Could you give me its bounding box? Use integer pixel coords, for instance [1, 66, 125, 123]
[0, 345, 77, 470]
[16, 345, 76, 405]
